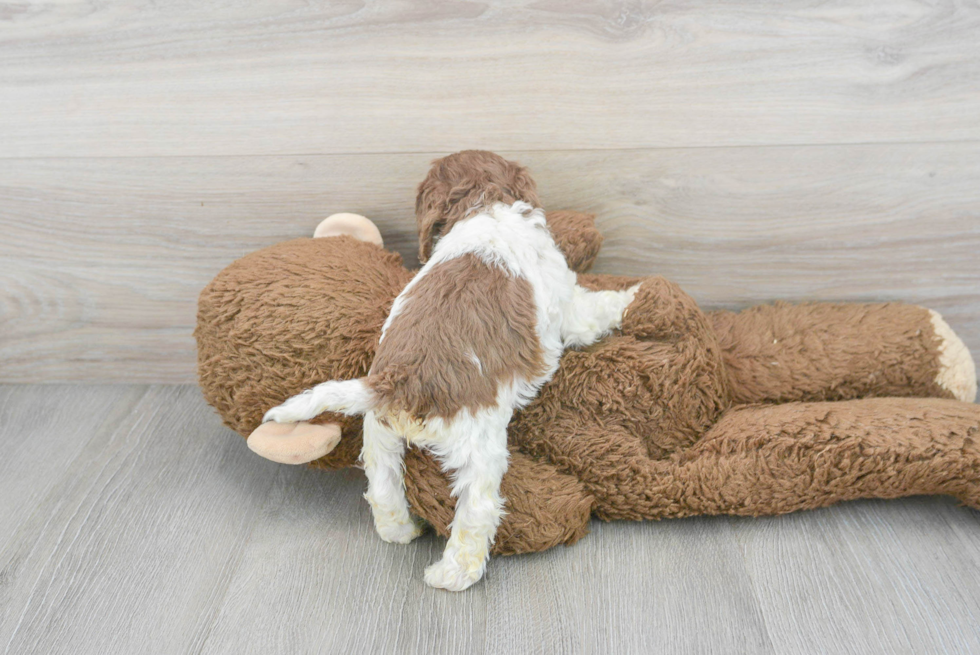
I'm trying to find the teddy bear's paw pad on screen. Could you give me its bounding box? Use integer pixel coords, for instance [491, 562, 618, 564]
[374, 517, 426, 545]
[424, 555, 484, 592]
[930, 310, 978, 403]
[247, 421, 341, 464]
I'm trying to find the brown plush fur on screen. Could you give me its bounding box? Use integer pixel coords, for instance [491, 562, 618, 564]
[709, 301, 949, 404]
[196, 159, 979, 557]
[369, 253, 545, 419]
[540, 210, 603, 274]
[415, 150, 540, 263]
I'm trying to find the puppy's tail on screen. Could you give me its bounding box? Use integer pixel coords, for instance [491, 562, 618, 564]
[262, 377, 378, 424]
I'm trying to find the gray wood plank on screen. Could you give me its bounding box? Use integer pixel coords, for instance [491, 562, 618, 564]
[736, 498, 980, 654]
[2, 1, 979, 157]
[2, 145, 978, 383]
[485, 518, 775, 655]
[0, 384, 144, 538]
[2, 385, 980, 653]
[0, 385, 279, 655]
[198, 466, 488, 655]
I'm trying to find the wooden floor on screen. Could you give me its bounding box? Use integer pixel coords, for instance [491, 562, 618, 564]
[1, 383, 979, 654]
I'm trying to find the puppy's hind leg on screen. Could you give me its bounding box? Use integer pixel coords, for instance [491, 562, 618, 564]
[424, 416, 510, 592]
[362, 412, 424, 544]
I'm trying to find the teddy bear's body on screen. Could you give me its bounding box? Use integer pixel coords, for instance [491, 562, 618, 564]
[197, 220, 980, 555]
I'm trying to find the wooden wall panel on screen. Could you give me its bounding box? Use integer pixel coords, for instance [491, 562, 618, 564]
[2, 145, 977, 382]
[1, 0, 979, 157]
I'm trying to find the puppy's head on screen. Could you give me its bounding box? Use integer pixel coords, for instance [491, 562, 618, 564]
[415, 150, 540, 263]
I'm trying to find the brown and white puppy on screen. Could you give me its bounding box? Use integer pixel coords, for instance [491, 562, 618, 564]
[263, 152, 638, 591]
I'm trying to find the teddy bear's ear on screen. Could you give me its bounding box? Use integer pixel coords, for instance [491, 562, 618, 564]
[545, 210, 605, 273]
[505, 161, 541, 208]
[313, 213, 384, 247]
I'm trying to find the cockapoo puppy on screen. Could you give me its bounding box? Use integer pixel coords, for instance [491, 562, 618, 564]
[264, 151, 638, 591]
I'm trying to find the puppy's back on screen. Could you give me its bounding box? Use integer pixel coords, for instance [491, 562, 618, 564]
[370, 253, 545, 419]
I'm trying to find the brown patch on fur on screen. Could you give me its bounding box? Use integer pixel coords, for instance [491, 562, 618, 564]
[416, 150, 540, 263]
[368, 253, 546, 419]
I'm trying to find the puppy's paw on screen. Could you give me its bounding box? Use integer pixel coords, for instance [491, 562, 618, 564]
[263, 394, 315, 424]
[424, 555, 484, 592]
[262, 405, 302, 424]
[375, 517, 425, 545]
[621, 283, 642, 320]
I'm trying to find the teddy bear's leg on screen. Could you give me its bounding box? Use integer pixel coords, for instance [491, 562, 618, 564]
[511, 415, 676, 522]
[653, 397, 980, 517]
[403, 448, 594, 556]
[709, 302, 977, 405]
[515, 397, 980, 521]
[928, 310, 978, 402]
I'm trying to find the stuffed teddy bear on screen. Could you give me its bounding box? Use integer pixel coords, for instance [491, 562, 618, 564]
[196, 154, 979, 557]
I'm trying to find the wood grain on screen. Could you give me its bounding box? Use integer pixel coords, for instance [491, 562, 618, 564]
[2, 384, 980, 654]
[2, 1, 980, 157]
[0, 385, 280, 654]
[198, 467, 490, 655]
[2, 145, 978, 383]
[0, 384, 145, 552]
[736, 499, 980, 653]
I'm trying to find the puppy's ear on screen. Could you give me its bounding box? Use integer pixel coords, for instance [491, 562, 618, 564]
[416, 170, 444, 264]
[507, 163, 541, 208]
[417, 207, 444, 264]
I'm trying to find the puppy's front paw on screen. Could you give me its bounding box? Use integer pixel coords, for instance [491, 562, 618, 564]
[375, 517, 425, 545]
[263, 405, 299, 424]
[263, 394, 314, 424]
[424, 555, 483, 592]
[621, 283, 642, 320]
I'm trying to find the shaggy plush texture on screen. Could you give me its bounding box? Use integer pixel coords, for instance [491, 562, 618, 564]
[710, 301, 950, 404]
[196, 209, 979, 556]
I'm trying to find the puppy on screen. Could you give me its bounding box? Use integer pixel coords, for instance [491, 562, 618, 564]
[263, 152, 637, 591]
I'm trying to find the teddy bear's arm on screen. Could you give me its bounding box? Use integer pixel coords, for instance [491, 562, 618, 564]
[544, 210, 604, 274]
[709, 302, 977, 405]
[575, 274, 977, 405]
